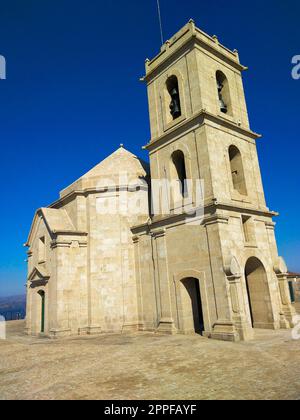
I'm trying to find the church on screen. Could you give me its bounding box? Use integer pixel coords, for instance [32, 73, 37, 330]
[25, 20, 295, 342]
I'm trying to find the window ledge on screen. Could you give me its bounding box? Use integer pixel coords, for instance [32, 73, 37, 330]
[163, 114, 186, 133]
[244, 242, 257, 249]
[231, 191, 251, 204]
[217, 111, 235, 123]
[171, 197, 194, 211]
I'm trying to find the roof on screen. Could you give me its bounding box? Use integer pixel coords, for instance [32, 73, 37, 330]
[287, 272, 300, 278]
[26, 147, 149, 246]
[82, 146, 149, 179]
[59, 146, 150, 199]
[40, 208, 75, 233]
[26, 208, 86, 247]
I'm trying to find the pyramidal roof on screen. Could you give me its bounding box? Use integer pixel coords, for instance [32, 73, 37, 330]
[82, 146, 149, 179]
[59, 147, 149, 199]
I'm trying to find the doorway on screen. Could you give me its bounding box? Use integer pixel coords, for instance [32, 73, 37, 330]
[245, 257, 270, 328]
[38, 291, 45, 333]
[181, 278, 204, 335]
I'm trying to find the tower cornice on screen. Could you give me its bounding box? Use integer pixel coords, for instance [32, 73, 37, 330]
[131, 200, 277, 235]
[144, 109, 261, 152]
[142, 20, 247, 84]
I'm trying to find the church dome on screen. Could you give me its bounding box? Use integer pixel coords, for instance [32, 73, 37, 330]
[60, 146, 149, 198]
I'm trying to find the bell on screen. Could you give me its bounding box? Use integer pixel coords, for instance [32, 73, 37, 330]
[219, 97, 228, 114]
[217, 81, 227, 114]
[169, 87, 181, 119]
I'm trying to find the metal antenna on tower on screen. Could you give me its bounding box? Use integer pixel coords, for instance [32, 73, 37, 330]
[156, 0, 164, 45]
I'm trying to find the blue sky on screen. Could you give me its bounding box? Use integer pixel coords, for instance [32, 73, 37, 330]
[0, 0, 299, 297]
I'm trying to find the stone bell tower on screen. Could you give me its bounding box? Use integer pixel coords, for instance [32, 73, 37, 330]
[132, 20, 295, 341]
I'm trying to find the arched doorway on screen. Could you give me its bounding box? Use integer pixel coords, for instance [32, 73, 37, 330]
[245, 257, 271, 328]
[181, 278, 204, 335]
[38, 291, 45, 333]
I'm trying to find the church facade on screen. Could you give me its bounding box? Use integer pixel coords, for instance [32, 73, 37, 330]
[25, 20, 295, 341]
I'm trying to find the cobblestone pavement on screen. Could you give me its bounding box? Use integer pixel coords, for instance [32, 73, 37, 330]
[0, 313, 300, 400]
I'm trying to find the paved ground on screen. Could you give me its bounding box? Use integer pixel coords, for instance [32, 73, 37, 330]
[1, 310, 300, 400]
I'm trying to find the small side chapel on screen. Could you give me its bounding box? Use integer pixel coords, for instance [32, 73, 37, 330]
[25, 20, 295, 341]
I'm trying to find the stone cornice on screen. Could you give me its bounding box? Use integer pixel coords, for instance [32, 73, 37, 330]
[203, 214, 229, 227]
[143, 20, 246, 83]
[151, 228, 166, 238]
[52, 230, 88, 236]
[29, 278, 48, 288]
[226, 275, 242, 282]
[131, 199, 277, 234]
[50, 238, 88, 249]
[25, 226, 88, 248]
[144, 110, 261, 153]
[50, 184, 148, 210]
[265, 221, 276, 230]
[211, 200, 278, 218]
[211, 200, 279, 218]
[132, 235, 140, 244]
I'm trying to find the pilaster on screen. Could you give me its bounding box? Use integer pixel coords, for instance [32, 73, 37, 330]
[152, 228, 177, 335]
[204, 217, 241, 342]
[226, 273, 253, 341]
[277, 273, 296, 328]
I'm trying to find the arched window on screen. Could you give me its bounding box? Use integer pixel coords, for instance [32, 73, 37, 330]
[166, 76, 181, 120]
[216, 71, 231, 115]
[171, 150, 187, 198]
[229, 145, 247, 195]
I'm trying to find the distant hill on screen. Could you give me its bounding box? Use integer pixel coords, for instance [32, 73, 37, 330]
[0, 295, 26, 320]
